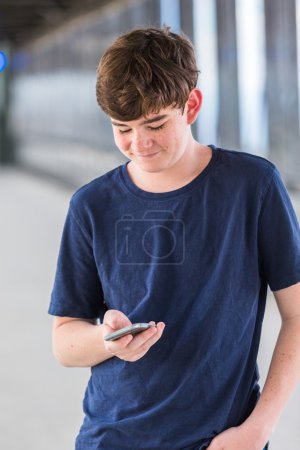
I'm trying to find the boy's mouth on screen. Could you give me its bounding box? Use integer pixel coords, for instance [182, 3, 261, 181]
[135, 151, 160, 158]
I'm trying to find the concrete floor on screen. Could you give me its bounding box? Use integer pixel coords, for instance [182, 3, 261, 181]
[0, 166, 299, 450]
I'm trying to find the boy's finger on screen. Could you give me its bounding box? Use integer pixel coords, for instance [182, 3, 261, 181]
[127, 322, 165, 351]
[106, 333, 134, 352]
[142, 322, 165, 347]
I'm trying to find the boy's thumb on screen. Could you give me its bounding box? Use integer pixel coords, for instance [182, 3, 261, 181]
[103, 309, 132, 330]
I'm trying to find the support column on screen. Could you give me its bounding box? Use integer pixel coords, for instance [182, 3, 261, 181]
[0, 44, 13, 164]
[180, 0, 194, 39]
[264, 0, 300, 187]
[146, 0, 161, 27]
[179, 0, 197, 137]
[215, 0, 240, 150]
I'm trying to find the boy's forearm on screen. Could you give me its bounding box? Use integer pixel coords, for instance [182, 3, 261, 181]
[244, 316, 300, 440]
[53, 320, 113, 367]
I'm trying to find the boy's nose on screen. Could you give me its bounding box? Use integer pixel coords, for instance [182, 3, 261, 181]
[131, 133, 153, 152]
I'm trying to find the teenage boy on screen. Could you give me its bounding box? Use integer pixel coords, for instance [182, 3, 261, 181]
[49, 27, 300, 450]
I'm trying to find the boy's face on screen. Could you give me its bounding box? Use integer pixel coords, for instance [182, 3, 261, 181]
[110, 103, 194, 174]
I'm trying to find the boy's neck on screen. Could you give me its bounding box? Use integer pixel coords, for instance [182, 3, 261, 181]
[126, 142, 212, 193]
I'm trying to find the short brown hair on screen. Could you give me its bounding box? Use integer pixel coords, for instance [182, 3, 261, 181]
[96, 27, 199, 120]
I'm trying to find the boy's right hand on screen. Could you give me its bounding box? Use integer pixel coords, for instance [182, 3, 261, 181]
[102, 309, 165, 362]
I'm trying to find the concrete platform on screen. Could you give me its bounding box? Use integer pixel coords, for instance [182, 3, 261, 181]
[0, 166, 299, 450]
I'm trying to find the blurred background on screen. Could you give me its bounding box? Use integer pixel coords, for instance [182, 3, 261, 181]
[0, 0, 299, 449]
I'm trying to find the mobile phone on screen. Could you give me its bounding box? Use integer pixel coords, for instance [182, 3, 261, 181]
[104, 323, 156, 341]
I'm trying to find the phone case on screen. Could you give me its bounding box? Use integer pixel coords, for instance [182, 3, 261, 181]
[104, 323, 156, 341]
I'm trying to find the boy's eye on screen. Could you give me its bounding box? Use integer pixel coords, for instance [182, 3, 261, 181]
[119, 129, 131, 134]
[148, 124, 165, 131]
[118, 123, 165, 134]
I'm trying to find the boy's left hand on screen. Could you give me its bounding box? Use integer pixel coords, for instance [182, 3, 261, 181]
[206, 424, 268, 450]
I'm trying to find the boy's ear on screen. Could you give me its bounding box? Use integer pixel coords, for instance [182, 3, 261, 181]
[186, 88, 203, 125]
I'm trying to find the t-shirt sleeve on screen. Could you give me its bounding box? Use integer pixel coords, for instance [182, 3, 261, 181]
[48, 203, 106, 319]
[258, 166, 300, 291]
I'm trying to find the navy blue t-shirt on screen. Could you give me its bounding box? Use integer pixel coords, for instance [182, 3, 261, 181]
[49, 146, 300, 450]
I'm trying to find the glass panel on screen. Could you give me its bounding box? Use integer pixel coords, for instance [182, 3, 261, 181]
[160, 0, 181, 31]
[236, 0, 268, 155]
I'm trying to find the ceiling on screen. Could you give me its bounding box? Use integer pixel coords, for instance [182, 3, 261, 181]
[0, 0, 115, 46]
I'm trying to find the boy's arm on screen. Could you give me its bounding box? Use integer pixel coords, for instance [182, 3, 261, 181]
[52, 309, 165, 367]
[52, 316, 112, 367]
[207, 281, 300, 450]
